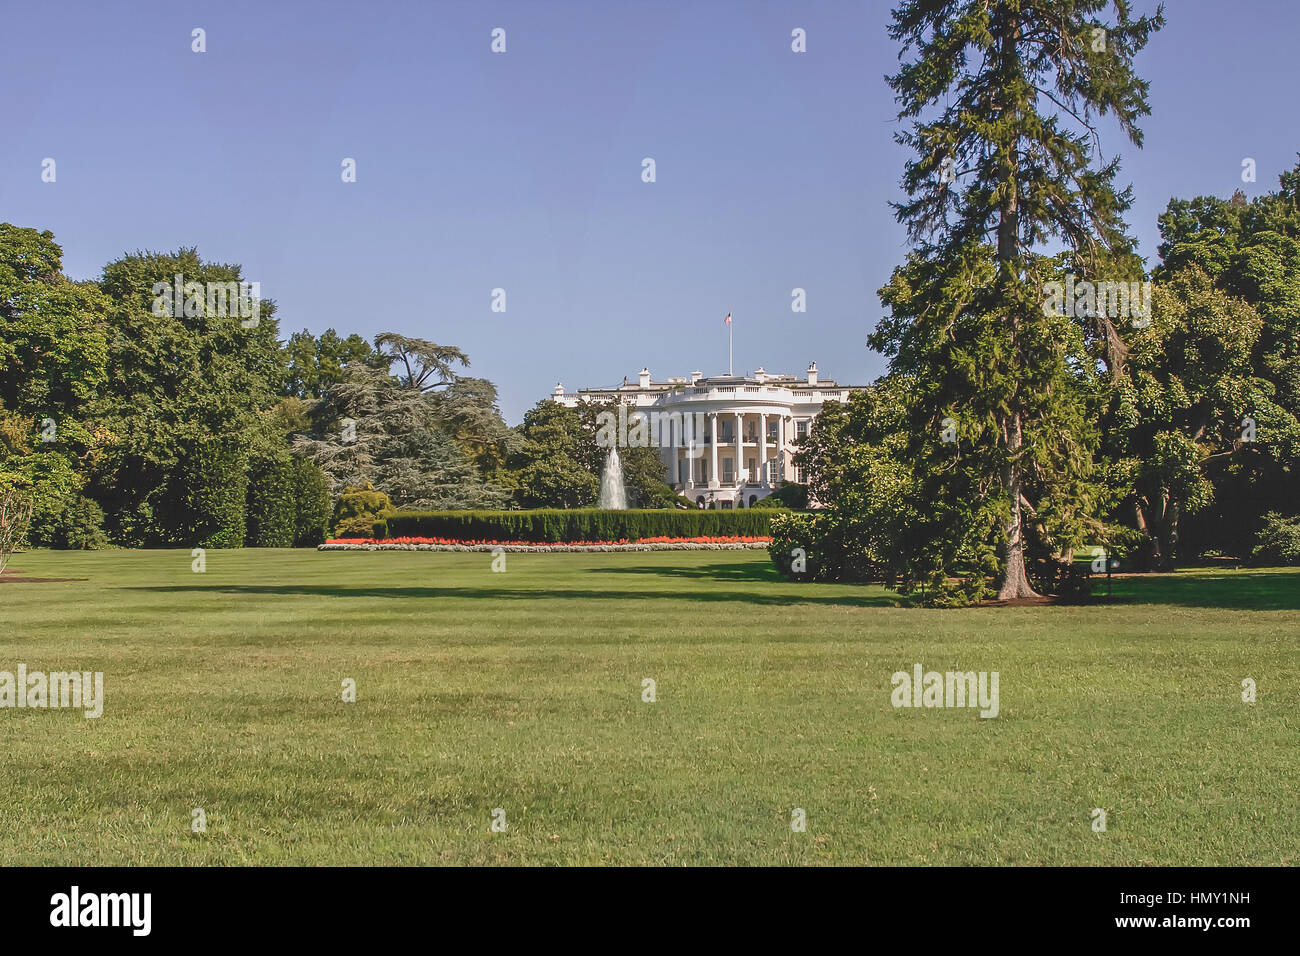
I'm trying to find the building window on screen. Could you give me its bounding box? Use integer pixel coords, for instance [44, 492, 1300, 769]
[795, 419, 809, 440]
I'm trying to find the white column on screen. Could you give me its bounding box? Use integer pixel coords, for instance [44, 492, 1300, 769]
[777, 414, 787, 482]
[758, 412, 768, 486]
[734, 412, 743, 488]
[709, 413, 719, 488]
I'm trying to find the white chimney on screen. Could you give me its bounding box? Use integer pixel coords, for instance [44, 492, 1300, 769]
[754, 366, 766, 384]
[690, 370, 702, 384]
[553, 381, 565, 396]
[807, 362, 818, 386]
[639, 368, 651, 388]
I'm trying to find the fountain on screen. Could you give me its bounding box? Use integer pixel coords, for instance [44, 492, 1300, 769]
[598, 447, 628, 509]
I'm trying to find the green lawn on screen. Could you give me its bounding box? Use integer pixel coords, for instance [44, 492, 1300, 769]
[1, 548, 1296, 865]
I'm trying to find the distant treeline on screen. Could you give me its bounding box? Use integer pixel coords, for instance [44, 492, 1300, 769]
[0, 227, 696, 550]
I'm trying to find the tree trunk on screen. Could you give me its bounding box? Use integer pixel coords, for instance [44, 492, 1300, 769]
[998, 410, 1039, 599]
[1164, 499, 1181, 568]
[1133, 492, 1180, 571]
[993, 17, 1038, 601]
[1133, 498, 1160, 571]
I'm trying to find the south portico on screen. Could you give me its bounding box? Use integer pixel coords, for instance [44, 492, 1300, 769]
[665, 403, 795, 509]
[552, 363, 864, 507]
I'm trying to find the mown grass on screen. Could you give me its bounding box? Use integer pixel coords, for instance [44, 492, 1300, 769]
[0, 549, 1296, 865]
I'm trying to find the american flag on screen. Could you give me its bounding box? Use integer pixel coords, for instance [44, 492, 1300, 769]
[723, 312, 731, 325]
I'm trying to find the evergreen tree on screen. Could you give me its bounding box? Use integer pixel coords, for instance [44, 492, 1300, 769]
[292, 334, 512, 509]
[882, 0, 1163, 598]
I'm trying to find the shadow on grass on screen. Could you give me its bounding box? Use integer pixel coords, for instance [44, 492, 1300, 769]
[586, 561, 782, 583]
[125, 583, 898, 609]
[1107, 571, 1300, 611]
[589, 562, 1300, 610]
[124, 569, 1300, 611]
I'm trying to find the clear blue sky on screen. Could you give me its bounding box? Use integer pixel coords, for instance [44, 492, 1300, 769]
[5, 0, 1297, 422]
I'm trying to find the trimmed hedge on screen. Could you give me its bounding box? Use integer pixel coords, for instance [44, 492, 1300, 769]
[384, 508, 774, 542]
[245, 455, 332, 548]
[246, 454, 298, 548]
[177, 437, 247, 549]
[291, 458, 331, 547]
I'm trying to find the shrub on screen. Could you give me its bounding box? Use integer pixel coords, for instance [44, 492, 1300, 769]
[768, 509, 895, 583]
[760, 482, 809, 511]
[176, 437, 247, 548]
[55, 496, 109, 550]
[245, 454, 297, 547]
[386, 508, 773, 542]
[767, 511, 823, 578]
[291, 458, 331, 547]
[5, 451, 80, 548]
[1028, 557, 1093, 602]
[332, 484, 395, 538]
[1252, 513, 1300, 566]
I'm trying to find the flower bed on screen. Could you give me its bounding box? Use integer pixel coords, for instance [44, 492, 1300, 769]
[319, 535, 772, 553]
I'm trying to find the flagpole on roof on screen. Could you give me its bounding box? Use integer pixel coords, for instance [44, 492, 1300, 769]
[728, 311, 733, 376]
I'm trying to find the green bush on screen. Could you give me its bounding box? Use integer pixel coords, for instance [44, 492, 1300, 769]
[176, 437, 247, 548]
[1028, 557, 1093, 603]
[331, 484, 395, 538]
[1252, 512, 1300, 566]
[4, 450, 80, 548]
[757, 482, 808, 511]
[767, 509, 913, 586]
[292, 458, 331, 547]
[245, 454, 297, 547]
[386, 508, 773, 542]
[55, 496, 109, 549]
[767, 511, 824, 578]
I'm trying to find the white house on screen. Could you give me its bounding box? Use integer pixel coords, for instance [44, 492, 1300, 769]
[550, 363, 866, 508]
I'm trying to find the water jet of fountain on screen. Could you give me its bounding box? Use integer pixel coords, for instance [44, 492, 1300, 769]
[598, 447, 628, 509]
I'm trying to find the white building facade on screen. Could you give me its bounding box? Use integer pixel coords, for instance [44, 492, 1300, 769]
[551, 363, 865, 508]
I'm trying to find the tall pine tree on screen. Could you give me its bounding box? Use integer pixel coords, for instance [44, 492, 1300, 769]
[883, 0, 1163, 598]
